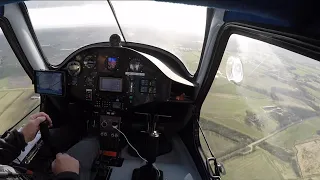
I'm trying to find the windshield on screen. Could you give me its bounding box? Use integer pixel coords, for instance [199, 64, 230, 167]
[25, 1, 206, 74]
[112, 1, 206, 74]
[25, 1, 121, 65]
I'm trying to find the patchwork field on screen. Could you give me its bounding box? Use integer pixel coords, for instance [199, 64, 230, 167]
[0, 89, 40, 134]
[200, 34, 320, 179]
[222, 148, 284, 180]
[267, 117, 320, 150]
[201, 130, 239, 157]
[296, 139, 320, 178]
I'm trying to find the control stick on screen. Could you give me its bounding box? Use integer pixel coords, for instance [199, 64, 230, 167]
[145, 130, 159, 165]
[144, 114, 160, 165]
[39, 121, 57, 156]
[132, 114, 164, 180]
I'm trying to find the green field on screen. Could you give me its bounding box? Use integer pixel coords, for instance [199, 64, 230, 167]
[267, 117, 320, 150]
[181, 50, 201, 74]
[201, 130, 239, 157]
[201, 85, 279, 139]
[221, 147, 299, 180]
[223, 148, 284, 180]
[293, 68, 310, 76]
[0, 52, 39, 133]
[293, 63, 319, 76]
[0, 89, 40, 134]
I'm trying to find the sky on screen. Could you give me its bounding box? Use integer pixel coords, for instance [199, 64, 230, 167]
[25, 1, 206, 35]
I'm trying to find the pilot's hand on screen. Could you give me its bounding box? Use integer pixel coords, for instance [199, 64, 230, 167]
[21, 112, 52, 142]
[52, 153, 79, 175]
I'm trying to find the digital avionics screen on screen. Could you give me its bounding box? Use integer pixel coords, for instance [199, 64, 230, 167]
[35, 71, 64, 96]
[107, 57, 117, 69]
[99, 77, 122, 92]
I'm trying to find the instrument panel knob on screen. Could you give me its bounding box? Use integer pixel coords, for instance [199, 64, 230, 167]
[101, 121, 108, 128]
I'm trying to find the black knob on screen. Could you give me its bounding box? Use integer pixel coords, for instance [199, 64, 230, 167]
[101, 121, 108, 128]
[111, 122, 117, 127]
[110, 34, 121, 47]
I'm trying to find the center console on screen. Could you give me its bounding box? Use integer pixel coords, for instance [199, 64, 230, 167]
[87, 76, 168, 180]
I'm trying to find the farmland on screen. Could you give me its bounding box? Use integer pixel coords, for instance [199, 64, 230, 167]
[200, 34, 320, 179]
[222, 148, 288, 180]
[0, 89, 40, 134]
[296, 139, 320, 177]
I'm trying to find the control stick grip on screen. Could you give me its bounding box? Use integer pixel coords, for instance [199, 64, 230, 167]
[39, 121, 57, 155]
[146, 131, 159, 164]
[40, 121, 50, 143]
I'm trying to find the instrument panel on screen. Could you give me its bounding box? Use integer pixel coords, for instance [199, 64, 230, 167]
[61, 46, 171, 110]
[44, 43, 194, 153]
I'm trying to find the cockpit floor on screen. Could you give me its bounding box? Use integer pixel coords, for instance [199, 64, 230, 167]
[110, 136, 201, 180]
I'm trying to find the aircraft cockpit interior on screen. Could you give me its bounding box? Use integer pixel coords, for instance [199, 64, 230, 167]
[1, 0, 320, 180]
[30, 33, 199, 180]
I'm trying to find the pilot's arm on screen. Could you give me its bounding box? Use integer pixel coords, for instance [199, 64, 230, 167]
[52, 153, 80, 180]
[0, 129, 27, 164]
[0, 112, 52, 164]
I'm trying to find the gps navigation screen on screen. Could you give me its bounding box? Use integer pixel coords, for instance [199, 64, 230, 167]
[99, 77, 122, 92]
[35, 71, 64, 96]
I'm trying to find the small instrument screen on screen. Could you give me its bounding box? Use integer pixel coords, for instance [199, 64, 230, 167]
[99, 77, 122, 92]
[107, 57, 118, 70]
[34, 70, 65, 96]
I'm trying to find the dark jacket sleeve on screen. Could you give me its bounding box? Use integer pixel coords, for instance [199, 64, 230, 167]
[0, 129, 27, 164]
[55, 172, 80, 180]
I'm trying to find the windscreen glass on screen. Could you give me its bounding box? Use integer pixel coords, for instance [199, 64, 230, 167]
[25, 1, 206, 74]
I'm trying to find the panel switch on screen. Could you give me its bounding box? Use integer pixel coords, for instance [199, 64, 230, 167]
[85, 89, 93, 101]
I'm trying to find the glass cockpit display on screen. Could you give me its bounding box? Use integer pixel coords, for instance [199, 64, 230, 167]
[107, 57, 118, 70]
[99, 77, 122, 92]
[34, 70, 65, 96]
[97, 55, 118, 72]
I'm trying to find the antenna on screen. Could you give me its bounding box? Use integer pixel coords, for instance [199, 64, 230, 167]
[107, 0, 127, 43]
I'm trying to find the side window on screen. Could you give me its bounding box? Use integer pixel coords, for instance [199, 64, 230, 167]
[0, 29, 40, 134]
[200, 34, 320, 179]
